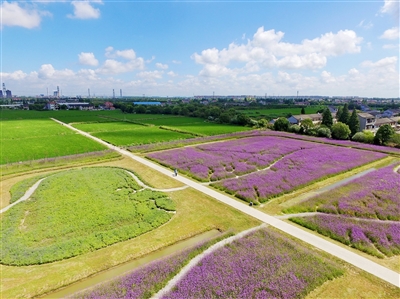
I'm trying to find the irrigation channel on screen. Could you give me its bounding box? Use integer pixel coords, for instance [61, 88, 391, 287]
[51, 118, 400, 288]
[39, 230, 221, 298]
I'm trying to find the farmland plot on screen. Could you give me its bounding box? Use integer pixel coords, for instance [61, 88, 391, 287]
[0, 120, 106, 164]
[0, 167, 175, 265]
[162, 228, 343, 299]
[148, 136, 386, 203]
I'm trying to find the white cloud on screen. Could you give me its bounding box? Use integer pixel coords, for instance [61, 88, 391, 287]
[167, 71, 177, 77]
[361, 56, 398, 69]
[321, 71, 336, 83]
[78, 52, 99, 66]
[68, 1, 102, 20]
[383, 44, 399, 49]
[136, 70, 164, 80]
[172, 60, 181, 64]
[1, 1, 49, 29]
[380, 0, 399, 14]
[357, 20, 373, 29]
[97, 47, 145, 74]
[38, 64, 56, 79]
[191, 27, 362, 77]
[380, 27, 399, 40]
[156, 63, 168, 70]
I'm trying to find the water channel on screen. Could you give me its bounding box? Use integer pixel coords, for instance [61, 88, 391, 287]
[39, 229, 221, 298]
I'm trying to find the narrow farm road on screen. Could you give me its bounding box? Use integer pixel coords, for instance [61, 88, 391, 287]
[0, 178, 45, 214]
[51, 118, 400, 288]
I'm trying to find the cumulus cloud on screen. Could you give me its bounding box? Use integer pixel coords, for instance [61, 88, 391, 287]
[78, 52, 99, 66]
[361, 56, 398, 69]
[380, 0, 399, 14]
[380, 27, 399, 39]
[68, 1, 102, 19]
[156, 63, 168, 69]
[136, 70, 163, 80]
[192, 27, 363, 76]
[97, 47, 145, 74]
[1, 1, 50, 29]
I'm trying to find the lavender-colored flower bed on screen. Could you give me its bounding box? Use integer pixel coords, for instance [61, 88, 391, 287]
[261, 130, 400, 155]
[162, 228, 343, 299]
[212, 145, 385, 203]
[70, 242, 207, 299]
[286, 164, 400, 220]
[290, 214, 400, 258]
[148, 136, 319, 181]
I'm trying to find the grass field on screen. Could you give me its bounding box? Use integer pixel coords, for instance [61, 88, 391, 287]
[1, 119, 107, 164]
[1, 167, 175, 265]
[238, 106, 325, 119]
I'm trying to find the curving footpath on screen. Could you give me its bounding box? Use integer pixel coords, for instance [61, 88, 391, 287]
[51, 118, 400, 288]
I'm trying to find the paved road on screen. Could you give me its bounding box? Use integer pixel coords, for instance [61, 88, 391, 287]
[0, 178, 46, 214]
[51, 118, 400, 287]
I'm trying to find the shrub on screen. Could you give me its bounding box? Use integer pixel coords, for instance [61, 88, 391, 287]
[317, 127, 331, 138]
[289, 124, 301, 133]
[273, 117, 290, 132]
[331, 122, 351, 140]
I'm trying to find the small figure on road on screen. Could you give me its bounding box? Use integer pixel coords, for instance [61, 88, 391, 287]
[174, 169, 178, 177]
[249, 201, 253, 206]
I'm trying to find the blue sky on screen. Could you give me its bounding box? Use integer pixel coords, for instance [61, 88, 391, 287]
[1, 0, 399, 97]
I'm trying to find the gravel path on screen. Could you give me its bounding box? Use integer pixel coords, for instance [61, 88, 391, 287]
[0, 178, 46, 214]
[151, 224, 266, 299]
[51, 118, 400, 287]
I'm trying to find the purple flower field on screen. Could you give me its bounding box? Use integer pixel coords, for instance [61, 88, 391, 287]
[286, 164, 400, 220]
[148, 136, 385, 202]
[70, 243, 205, 299]
[290, 214, 400, 258]
[162, 228, 343, 299]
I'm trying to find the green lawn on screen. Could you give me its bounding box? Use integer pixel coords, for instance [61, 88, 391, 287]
[0, 119, 106, 164]
[170, 122, 252, 135]
[73, 121, 147, 133]
[0, 167, 175, 265]
[238, 106, 325, 119]
[93, 127, 193, 146]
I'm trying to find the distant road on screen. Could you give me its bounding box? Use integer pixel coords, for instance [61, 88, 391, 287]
[51, 118, 400, 287]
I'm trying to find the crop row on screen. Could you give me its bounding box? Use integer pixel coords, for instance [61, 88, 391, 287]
[284, 163, 400, 220]
[290, 215, 400, 258]
[0, 167, 175, 265]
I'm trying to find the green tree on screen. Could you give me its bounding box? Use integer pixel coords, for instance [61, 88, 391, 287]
[321, 108, 333, 128]
[300, 118, 314, 132]
[348, 110, 360, 137]
[274, 117, 290, 132]
[331, 122, 351, 140]
[301, 107, 306, 114]
[374, 124, 395, 145]
[336, 106, 343, 123]
[338, 103, 350, 124]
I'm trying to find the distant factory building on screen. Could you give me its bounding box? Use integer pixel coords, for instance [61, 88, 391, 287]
[6, 90, 12, 98]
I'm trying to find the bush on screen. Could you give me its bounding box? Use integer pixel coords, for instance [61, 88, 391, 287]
[352, 132, 367, 143]
[317, 127, 331, 138]
[273, 117, 290, 132]
[289, 124, 301, 133]
[331, 122, 351, 140]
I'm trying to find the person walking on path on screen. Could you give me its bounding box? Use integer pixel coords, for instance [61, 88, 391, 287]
[174, 169, 178, 177]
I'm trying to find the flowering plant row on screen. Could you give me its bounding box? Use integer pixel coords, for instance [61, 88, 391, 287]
[162, 228, 343, 299]
[290, 214, 400, 258]
[284, 164, 400, 220]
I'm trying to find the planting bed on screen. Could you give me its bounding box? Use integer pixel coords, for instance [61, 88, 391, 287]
[284, 163, 400, 220]
[0, 167, 175, 265]
[163, 228, 343, 299]
[148, 136, 386, 202]
[290, 215, 400, 258]
[71, 227, 343, 299]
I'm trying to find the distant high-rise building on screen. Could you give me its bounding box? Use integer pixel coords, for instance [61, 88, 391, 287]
[120, 89, 122, 97]
[0, 90, 3, 98]
[113, 89, 115, 98]
[6, 90, 12, 98]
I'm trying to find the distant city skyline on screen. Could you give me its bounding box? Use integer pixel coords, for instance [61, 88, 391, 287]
[1, 0, 399, 98]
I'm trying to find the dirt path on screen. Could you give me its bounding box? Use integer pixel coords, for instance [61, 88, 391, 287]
[125, 170, 188, 192]
[152, 224, 266, 299]
[0, 178, 46, 214]
[50, 118, 400, 287]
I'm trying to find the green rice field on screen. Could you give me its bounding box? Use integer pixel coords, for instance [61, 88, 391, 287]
[238, 106, 325, 119]
[0, 119, 106, 164]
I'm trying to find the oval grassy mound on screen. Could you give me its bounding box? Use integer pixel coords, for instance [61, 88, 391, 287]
[0, 167, 175, 266]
